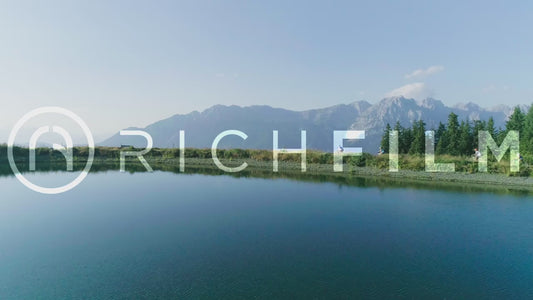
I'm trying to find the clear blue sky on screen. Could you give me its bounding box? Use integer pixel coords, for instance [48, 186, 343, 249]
[1, 0, 532, 140]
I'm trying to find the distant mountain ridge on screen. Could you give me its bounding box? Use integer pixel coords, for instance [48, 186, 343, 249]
[100, 97, 527, 151]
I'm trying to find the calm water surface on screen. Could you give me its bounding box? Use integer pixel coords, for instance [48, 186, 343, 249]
[0, 171, 532, 299]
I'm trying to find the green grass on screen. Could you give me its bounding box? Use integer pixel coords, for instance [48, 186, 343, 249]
[2, 144, 533, 194]
[0, 144, 529, 176]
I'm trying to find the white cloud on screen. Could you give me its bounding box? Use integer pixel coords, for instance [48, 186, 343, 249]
[404, 65, 444, 79]
[385, 82, 432, 100]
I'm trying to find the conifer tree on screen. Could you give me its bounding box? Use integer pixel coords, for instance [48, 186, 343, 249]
[380, 123, 391, 153]
[435, 122, 448, 155]
[506, 106, 525, 133]
[487, 117, 496, 139]
[409, 120, 426, 155]
[472, 120, 486, 150]
[458, 120, 473, 155]
[400, 126, 413, 154]
[522, 106, 533, 154]
[446, 112, 460, 155]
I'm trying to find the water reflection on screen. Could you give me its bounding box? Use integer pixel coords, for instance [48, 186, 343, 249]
[0, 159, 531, 197]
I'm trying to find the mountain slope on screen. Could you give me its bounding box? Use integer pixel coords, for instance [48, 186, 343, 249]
[100, 98, 519, 152]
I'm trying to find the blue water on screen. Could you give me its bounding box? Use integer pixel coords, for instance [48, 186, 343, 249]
[0, 171, 532, 299]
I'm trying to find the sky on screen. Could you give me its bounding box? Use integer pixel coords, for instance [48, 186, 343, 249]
[0, 0, 532, 142]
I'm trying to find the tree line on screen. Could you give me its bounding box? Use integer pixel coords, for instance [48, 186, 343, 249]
[380, 106, 533, 156]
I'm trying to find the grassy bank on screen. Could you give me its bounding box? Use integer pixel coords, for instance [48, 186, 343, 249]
[1, 145, 528, 174]
[1, 145, 532, 192]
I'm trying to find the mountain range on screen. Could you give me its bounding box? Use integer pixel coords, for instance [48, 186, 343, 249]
[100, 97, 528, 152]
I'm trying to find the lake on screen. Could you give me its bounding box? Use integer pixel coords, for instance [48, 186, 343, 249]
[0, 171, 532, 299]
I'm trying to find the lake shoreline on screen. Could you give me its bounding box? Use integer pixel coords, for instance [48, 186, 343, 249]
[145, 157, 533, 193]
[2, 156, 533, 194]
